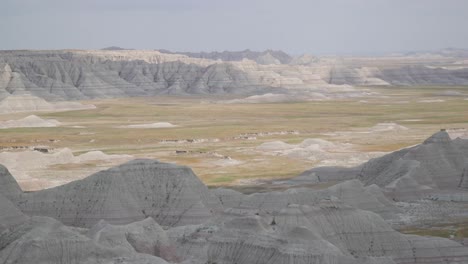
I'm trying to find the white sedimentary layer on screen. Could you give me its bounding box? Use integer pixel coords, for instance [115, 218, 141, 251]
[0, 115, 61, 128]
[117, 122, 177, 128]
[0, 94, 95, 114]
[256, 138, 385, 166]
[0, 148, 132, 190]
[369, 123, 409, 132]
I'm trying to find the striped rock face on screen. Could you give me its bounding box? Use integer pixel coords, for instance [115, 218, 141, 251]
[295, 131, 468, 201]
[2, 50, 468, 102]
[1, 146, 468, 264]
[13, 159, 222, 227]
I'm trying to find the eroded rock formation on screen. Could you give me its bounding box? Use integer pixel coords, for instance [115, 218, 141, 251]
[10, 159, 222, 227]
[1, 149, 468, 263]
[1, 49, 467, 102]
[296, 130, 468, 200]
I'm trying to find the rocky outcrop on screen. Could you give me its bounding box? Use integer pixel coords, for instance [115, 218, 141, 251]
[212, 179, 400, 220]
[269, 203, 468, 263]
[206, 214, 369, 264]
[0, 178, 170, 263]
[294, 165, 361, 184]
[296, 131, 468, 200]
[0, 181, 171, 263]
[377, 66, 468, 86]
[157, 49, 293, 64]
[459, 164, 468, 188]
[0, 115, 60, 129]
[0, 50, 283, 100]
[88, 217, 178, 262]
[1, 50, 468, 102]
[0, 94, 94, 113]
[1, 157, 468, 263]
[327, 55, 468, 86]
[0, 165, 22, 198]
[13, 159, 222, 227]
[0, 216, 169, 264]
[0, 193, 28, 232]
[168, 201, 468, 264]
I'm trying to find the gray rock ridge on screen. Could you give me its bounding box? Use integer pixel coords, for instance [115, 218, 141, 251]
[169, 202, 468, 264]
[0, 165, 22, 198]
[0, 185, 170, 263]
[206, 214, 369, 264]
[294, 165, 362, 184]
[157, 49, 293, 64]
[329, 64, 468, 86]
[2, 200, 466, 264]
[1, 49, 468, 102]
[0, 158, 468, 263]
[166, 207, 398, 264]
[88, 217, 178, 262]
[0, 181, 171, 263]
[0, 216, 169, 264]
[272, 203, 468, 263]
[13, 159, 222, 227]
[0, 193, 28, 233]
[101, 46, 134, 51]
[212, 179, 400, 220]
[295, 131, 468, 200]
[0, 50, 284, 101]
[459, 164, 468, 188]
[404, 48, 468, 58]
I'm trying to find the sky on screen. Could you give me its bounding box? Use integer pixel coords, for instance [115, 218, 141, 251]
[1, 0, 467, 55]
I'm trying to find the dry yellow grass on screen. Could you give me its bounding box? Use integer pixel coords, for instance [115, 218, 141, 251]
[0, 87, 467, 186]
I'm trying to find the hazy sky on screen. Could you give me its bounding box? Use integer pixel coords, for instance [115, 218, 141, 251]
[1, 0, 467, 55]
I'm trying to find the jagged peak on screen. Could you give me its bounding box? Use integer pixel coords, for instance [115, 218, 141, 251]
[0, 164, 23, 197]
[423, 129, 452, 144]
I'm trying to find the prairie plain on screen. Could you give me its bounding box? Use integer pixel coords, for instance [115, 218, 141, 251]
[1, 86, 467, 190]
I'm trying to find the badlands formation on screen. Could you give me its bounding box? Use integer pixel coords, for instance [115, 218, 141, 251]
[295, 130, 468, 201]
[1, 49, 468, 102]
[0, 115, 60, 129]
[1, 49, 468, 263]
[0, 94, 94, 113]
[0, 148, 133, 190]
[256, 138, 385, 167]
[1, 132, 468, 263]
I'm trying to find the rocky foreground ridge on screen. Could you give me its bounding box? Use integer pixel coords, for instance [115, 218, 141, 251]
[296, 130, 468, 201]
[1, 49, 468, 101]
[1, 131, 468, 263]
